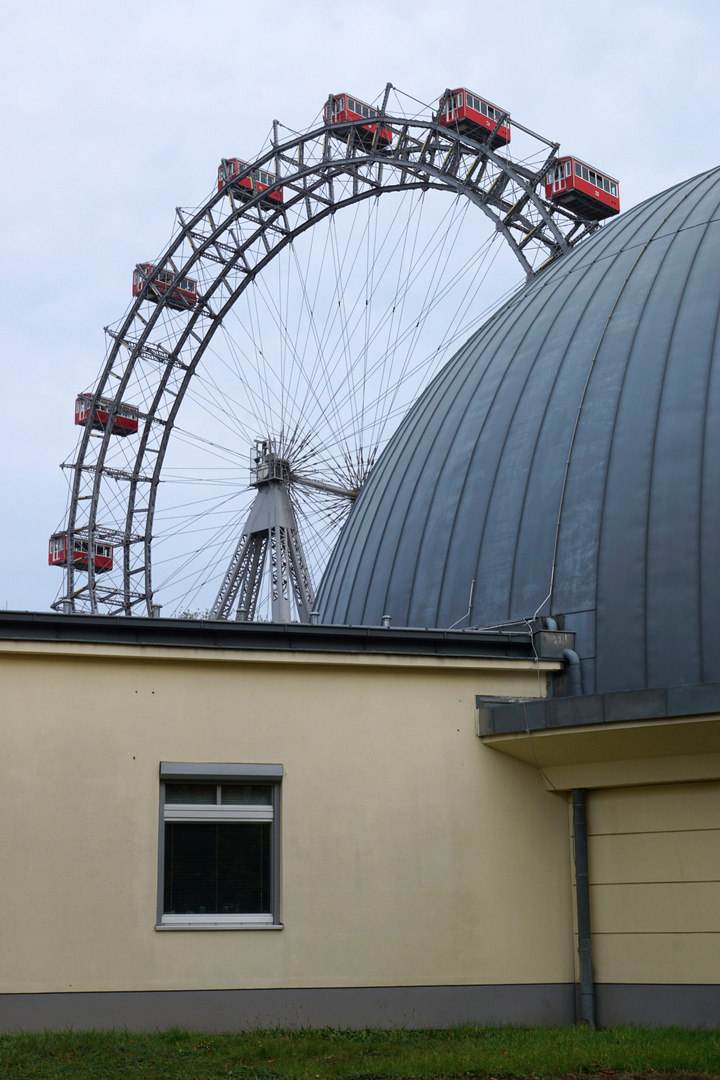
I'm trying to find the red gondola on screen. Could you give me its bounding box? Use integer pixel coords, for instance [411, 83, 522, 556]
[132, 264, 198, 309]
[544, 157, 620, 220]
[218, 160, 284, 206]
[324, 94, 393, 148]
[75, 394, 139, 437]
[48, 533, 113, 573]
[438, 89, 511, 150]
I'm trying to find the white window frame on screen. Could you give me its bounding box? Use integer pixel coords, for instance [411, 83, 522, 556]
[157, 762, 283, 930]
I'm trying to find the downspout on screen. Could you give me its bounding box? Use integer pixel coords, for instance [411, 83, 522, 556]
[546, 620, 593, 1023]
[572, 789, 596, 1027]
[563, 648, 584, 696]
[544, 617, 583, 695]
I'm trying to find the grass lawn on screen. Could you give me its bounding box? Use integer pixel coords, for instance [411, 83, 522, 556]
[1, 1025, 719, 1079]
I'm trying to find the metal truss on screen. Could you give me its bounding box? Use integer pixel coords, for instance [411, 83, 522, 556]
[211, 446, 314, 622]
[54, 84, 605, 618]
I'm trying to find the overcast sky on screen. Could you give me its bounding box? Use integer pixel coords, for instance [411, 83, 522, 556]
[2, 0, 719, 613]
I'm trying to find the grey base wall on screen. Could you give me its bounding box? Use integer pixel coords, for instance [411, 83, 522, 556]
[0, 984, 573, 1032]
[4, 984, 718, 1031]
[596, 984, 720, 1028]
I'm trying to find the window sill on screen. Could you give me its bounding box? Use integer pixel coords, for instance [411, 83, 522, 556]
[156, 922, 283, 931]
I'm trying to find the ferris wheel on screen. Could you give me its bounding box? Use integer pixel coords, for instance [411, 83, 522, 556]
[50, 84, 618, 621]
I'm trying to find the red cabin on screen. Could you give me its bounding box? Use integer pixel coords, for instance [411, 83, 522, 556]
[218, 160, 284, 206]
[48, 533, 113, 573]
[438, 89, 511, 150]
[544, 157, 620, 221]
[132, 264, 198, 309]
[324, 94, 393, 148]
[75, 394, 139, 437]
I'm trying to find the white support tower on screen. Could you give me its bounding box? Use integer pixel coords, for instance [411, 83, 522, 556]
[210, 440, 315, 623]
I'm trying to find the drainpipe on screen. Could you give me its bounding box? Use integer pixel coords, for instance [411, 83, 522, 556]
[572, 789, 596, 1027]
[545, 617, 583, 696]
[564, 648, 584, 696]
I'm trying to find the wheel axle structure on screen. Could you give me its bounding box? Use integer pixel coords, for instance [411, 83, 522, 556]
[53, 84, 608, 620]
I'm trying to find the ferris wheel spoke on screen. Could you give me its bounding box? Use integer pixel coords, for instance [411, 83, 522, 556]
[277, 193, 431, 458]
[296, 224, 493, 450]
[381, 201, 474, 414]
[323, 194, 462, 441]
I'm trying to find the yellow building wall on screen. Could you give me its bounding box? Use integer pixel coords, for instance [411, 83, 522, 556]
[587, 781, 720, 984]
[0, 643, 573, 995]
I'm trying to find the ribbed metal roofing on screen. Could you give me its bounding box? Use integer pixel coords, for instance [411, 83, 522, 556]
[317, 167, 720, 695]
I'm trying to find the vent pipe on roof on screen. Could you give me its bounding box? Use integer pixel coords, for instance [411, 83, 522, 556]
[381, 614, 392, 628]
[309, 612, 319, 625]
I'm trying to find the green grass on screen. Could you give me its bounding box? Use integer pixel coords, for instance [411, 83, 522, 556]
[1, 1025, 719, 1079]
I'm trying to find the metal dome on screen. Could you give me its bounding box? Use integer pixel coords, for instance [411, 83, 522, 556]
[317, 166, 720, 695]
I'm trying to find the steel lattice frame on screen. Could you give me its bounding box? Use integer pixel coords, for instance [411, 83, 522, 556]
[55, 86, 603, 616]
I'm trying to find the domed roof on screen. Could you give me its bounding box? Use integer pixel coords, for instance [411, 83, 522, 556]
[317, 167, 720, 695]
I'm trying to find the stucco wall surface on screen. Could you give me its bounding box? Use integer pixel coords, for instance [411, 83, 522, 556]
[0, 645, 573, 995]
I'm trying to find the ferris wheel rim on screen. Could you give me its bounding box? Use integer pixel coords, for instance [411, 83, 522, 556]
[57, 91, 603, 618]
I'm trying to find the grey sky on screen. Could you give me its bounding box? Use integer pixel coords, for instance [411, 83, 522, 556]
[2, 0, 719, 612]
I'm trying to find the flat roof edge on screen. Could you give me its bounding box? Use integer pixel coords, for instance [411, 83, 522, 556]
[481, 681, 720, 734]
[0, 610, 549, 660]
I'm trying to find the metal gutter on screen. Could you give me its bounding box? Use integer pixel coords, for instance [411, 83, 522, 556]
[0, 610, 566, 661]
[479, 681, 720, 735]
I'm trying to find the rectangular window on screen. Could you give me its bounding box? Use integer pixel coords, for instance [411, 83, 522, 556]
[158, 762, 282, 929]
